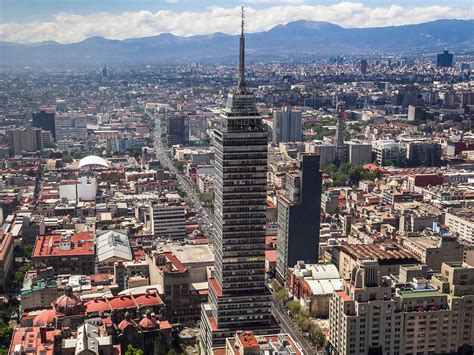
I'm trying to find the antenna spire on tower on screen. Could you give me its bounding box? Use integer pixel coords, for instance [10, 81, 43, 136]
[237, 6, 246, 91]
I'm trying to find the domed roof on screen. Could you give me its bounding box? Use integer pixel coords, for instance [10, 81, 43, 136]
[34, 309, 57, 326]
[139, 310, 159, 330]
[118, 312, 138, 331]
[108, 295, 136, 310]
[134, 291, 163, 307]
[54, 287, 84, 315]
[78, 155, 109, 169]
[85, 298, 111, 314]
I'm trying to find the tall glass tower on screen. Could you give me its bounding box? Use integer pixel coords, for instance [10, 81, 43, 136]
[200, 8, 279, 353]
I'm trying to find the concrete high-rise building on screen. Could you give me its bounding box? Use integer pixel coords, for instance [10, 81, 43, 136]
[405, 141, 442, 167]
[32, 109, 56, 141]
[272, 106, 302, 144]
[335, 104, 346, 163]
[305, 141, 336, 164]
[7, 126, 43, 156]
[407, 105, 426, 122]
[346, 140, 373, 166]
[360, 59, 368, 74]
[372, 139, 406, 166]
[200, 11, 279, 353]
[329, 260, 474, 355]
[276, 153, 322, 282]
[329, 260, 404, 355]
[166, 114, 189, 147]
[55, 114, 88, 141]
[151, 203, 186, 240]
[102, 66, 108, 78]
[437, 49, 454, 68]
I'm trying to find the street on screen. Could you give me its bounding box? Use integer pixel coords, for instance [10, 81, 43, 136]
[151, 114, 214, 235]
[271, 298, 317, 355]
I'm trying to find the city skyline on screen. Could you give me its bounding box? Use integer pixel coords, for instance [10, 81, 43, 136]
[0, 0, 473, 354]
[1, 1, 473, 43]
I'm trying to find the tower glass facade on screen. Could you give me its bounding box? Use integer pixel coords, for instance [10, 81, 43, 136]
[200, 10, 278, 353]
[276, 154, 322, 281]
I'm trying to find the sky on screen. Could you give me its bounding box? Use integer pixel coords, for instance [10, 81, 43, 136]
[0, 0, 473, 43]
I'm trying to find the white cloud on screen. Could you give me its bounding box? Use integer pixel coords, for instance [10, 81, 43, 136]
[244, 0, 306, 3]
[0, 2, 472, 43]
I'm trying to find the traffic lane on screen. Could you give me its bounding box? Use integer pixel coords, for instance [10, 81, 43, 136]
[272, 305, 314, 355]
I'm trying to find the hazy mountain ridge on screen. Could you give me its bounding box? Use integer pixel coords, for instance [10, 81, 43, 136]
[1, 19, 472, 66]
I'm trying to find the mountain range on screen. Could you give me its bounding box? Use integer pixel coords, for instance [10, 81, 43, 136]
[0, 19, 472, 66]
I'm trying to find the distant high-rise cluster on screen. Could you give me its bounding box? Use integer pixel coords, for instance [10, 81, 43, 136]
[33, 109, 56, 141]
[360, 59, 368, 74]
[272, 106, 302, 144]
[166, 114, 189, 146]
[437, 49, 454, 68]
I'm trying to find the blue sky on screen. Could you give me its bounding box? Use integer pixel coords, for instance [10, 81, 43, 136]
[0, 0, 472, 43]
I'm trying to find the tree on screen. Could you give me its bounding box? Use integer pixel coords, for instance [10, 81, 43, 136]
[71, 150, 86, 159]
[309, 327, 326, 349]
[276, 287, 289, 305]
[125, 345, 143, 355]
[14, 262, 32, 285]
[287, 300, 301, 317]
[48, 151, 63, 159]
[14, 244, 33, 258]
[61, 154, 73, 163]
[154, 332, 170, 354]
[173, 160, 185, 171]
[0, 320, 12, 352]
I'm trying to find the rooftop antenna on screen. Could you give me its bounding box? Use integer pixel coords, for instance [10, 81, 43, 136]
[237, 6, 246, 91]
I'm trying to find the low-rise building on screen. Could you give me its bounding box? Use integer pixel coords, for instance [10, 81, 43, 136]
[147, 248, 209, 322]
[287, 261, 342, 317]
[401, 235, 464, 271]
[337, 243, 418, 279]
[96, 230, 132, 273]
[445, 209, 474, 243]
[217, 330, 304, 355]
[32, 232, 96, 275]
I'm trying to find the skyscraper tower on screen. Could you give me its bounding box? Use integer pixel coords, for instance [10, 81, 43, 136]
[359, 59, 368, 74]
[276, 153, 322, 282]
[200, 8, 278, 352]
[272, 106, 302, 145]
[32, 109, 56, 141]
[335, 102, 346, 163]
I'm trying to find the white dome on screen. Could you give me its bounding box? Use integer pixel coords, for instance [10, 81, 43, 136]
[78, 155, 109, 169]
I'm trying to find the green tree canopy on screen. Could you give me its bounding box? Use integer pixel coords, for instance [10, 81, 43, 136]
[125, 344, 143, 355]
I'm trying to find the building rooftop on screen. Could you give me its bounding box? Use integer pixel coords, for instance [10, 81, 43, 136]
[160, 244, 214, 265]
[341, 243, 417, 264]
[0, 231, 12, 261]
[398, 290, 445, 299]
[33, 232, 95, 257]
[9, 327, 56, 355]
[96, 230, 132, 263]
[78, 155, 109, 169]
